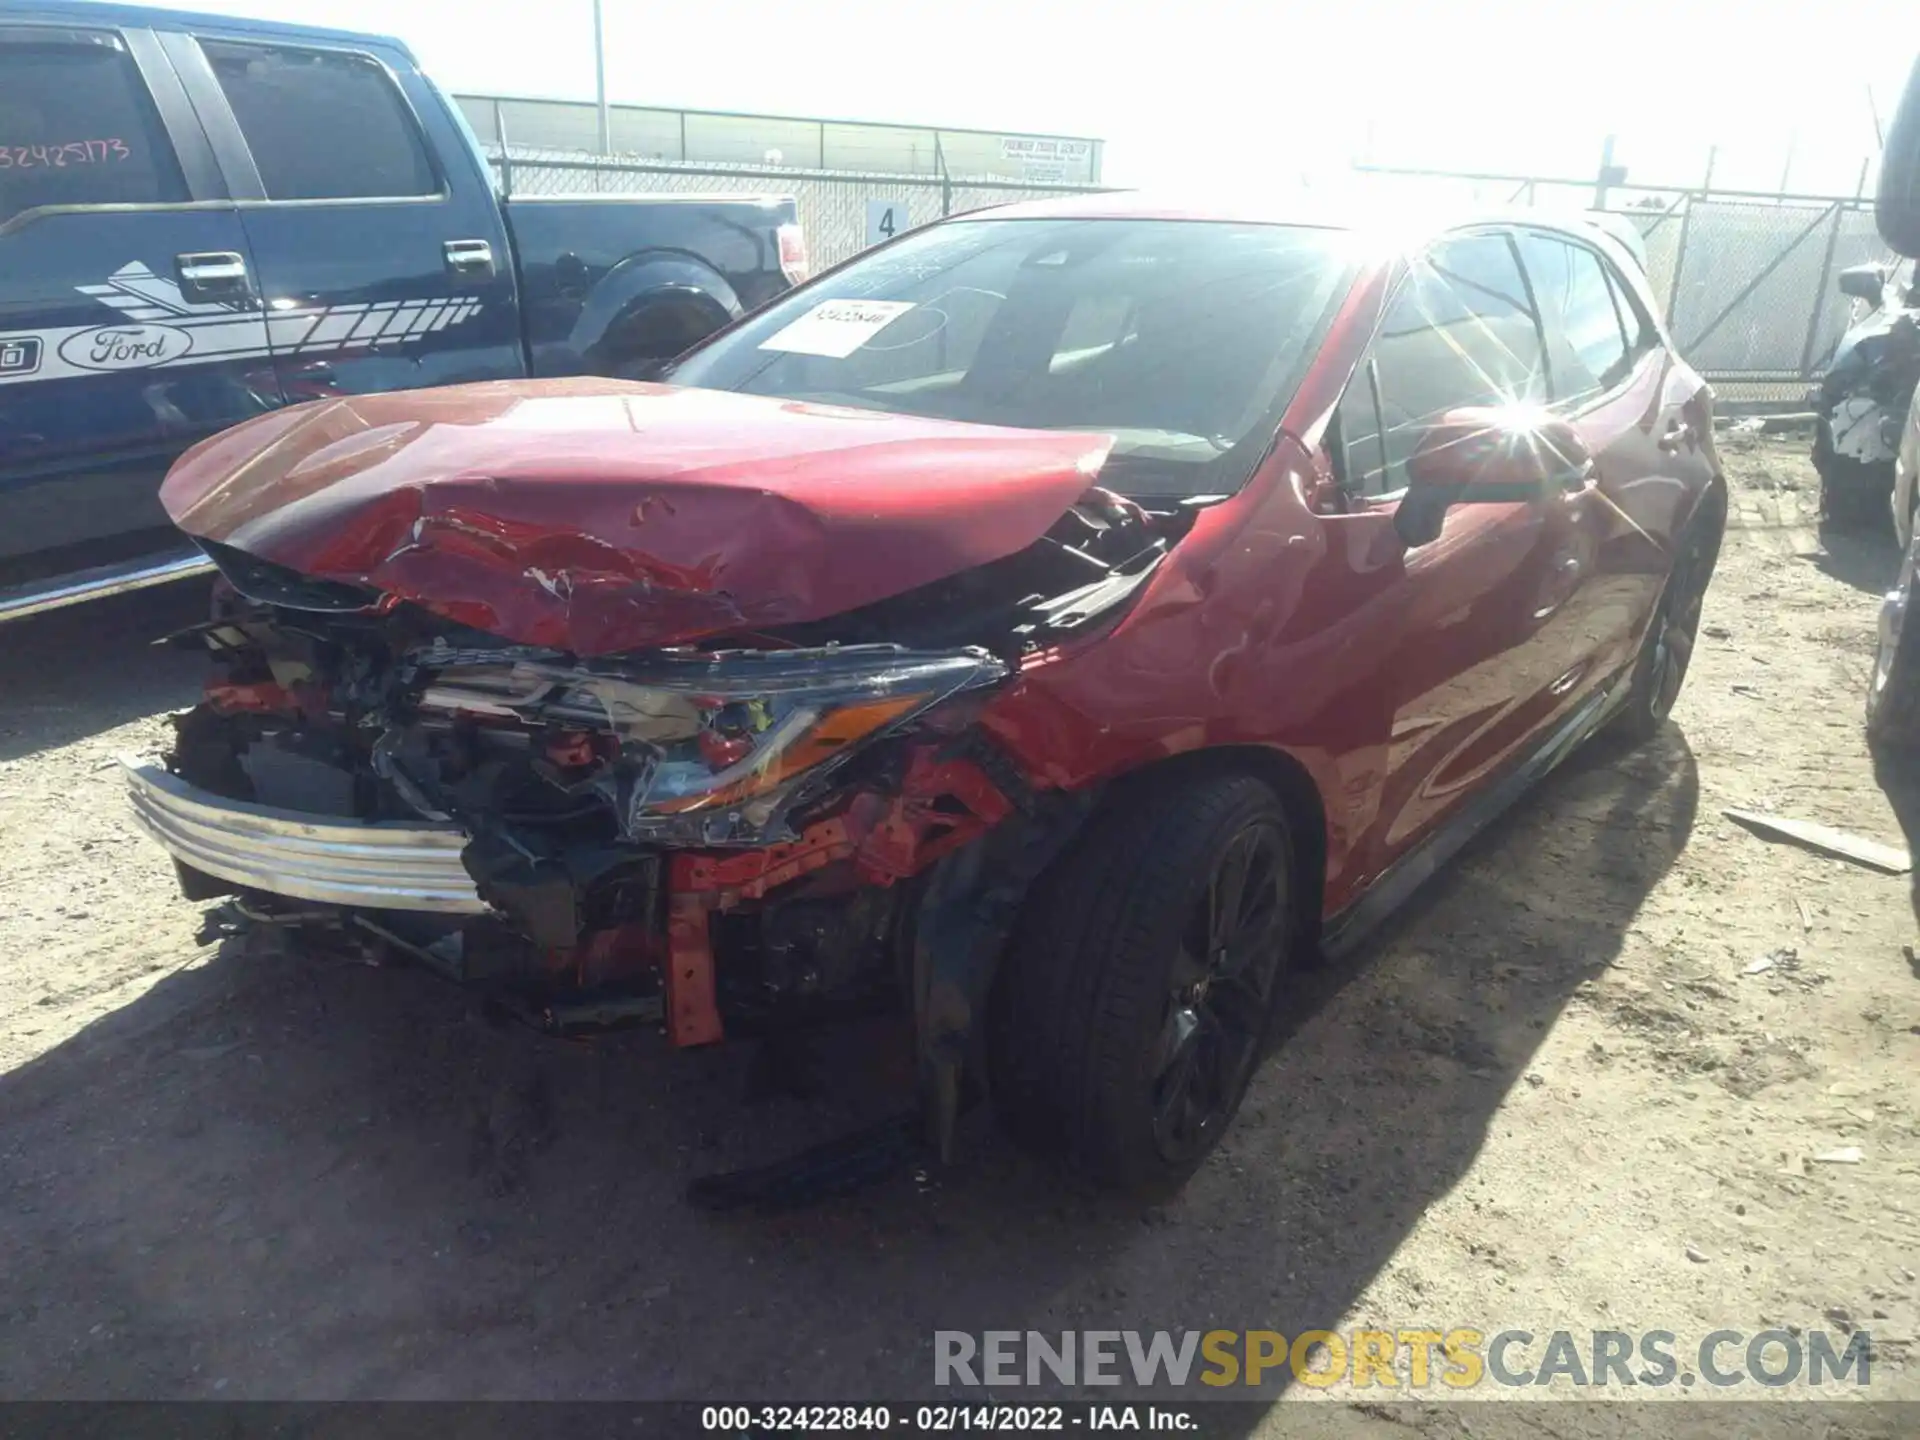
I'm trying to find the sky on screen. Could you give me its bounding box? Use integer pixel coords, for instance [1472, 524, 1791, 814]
[100, 0, 1918, 198]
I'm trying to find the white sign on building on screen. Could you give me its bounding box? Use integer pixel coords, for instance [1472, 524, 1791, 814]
[1000, 136, 1093, 184]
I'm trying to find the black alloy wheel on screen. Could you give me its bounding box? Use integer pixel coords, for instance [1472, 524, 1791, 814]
[1150, 820, 1289, 1163]
[1614, 490, 1725, 745]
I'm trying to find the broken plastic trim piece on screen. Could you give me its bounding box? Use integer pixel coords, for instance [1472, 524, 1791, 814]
[198, 538, 383, 613]
[685, 1111, 925, 1212]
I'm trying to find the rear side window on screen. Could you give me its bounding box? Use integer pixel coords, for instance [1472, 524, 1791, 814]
[1516, 233, 1637, 403]
[202, 41, 437, 201]
[0, 29, 188, 224]
[1340, 232, 1548, 495]
[1603, 263, 1655, 357]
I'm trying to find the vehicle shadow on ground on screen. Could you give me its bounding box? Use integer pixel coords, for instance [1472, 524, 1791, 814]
[0, 725, 1696, 1416]
[0, 583, 210, 764]
[1810, 523, 1902, 597]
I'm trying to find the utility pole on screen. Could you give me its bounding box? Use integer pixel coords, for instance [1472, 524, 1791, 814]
[1595, 134, 1625, 210]
[593, 0, 610, 155]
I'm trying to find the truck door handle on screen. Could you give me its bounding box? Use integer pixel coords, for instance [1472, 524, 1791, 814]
[443, 239, 495, 279]
[175, 252, 253, 303]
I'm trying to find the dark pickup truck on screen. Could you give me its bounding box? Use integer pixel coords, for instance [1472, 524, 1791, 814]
[0, 1, 805, 619]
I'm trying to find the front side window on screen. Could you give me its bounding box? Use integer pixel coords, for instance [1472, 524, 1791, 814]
[1336, 232, 1548, 496]
[0, 29, 188, 224]
[1517, 232, 1634, 403]
[667, 217, 1355, 500]
[201, 41, 436, 201]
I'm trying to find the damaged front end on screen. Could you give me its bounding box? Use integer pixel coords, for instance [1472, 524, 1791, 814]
[128, 471, 1173, 1183]
[145, 594, 1014, 1035]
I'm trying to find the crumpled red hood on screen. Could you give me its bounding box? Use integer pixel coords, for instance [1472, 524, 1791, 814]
[161, 378, 1114, 654]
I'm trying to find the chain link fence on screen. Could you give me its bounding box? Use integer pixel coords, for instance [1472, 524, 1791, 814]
[1623, 196, 1886, 385]
[488, 146, 1104, 272]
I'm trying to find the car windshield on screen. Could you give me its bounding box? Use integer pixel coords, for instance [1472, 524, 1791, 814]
[666, 217, 1355, 500]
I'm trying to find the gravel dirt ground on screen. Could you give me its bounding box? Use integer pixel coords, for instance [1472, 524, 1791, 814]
[2, 432, 1918, 1427]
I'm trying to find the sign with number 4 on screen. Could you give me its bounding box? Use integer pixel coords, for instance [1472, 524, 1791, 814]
[865, 199, 907, 248]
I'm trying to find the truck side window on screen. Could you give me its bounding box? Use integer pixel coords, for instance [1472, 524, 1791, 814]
[0, 29, 189, 225]
[201, 41, 437, 202]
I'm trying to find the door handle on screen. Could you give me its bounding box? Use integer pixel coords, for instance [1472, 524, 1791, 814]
[1658, 419, 1694, 452]
[443, 239, 496, 279]
[175, 251, 253, 303]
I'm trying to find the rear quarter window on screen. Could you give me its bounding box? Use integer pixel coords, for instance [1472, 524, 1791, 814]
[0, 29, 188, 224]
[1517, 232, 1637, 403]
[201, 40, 437, 201]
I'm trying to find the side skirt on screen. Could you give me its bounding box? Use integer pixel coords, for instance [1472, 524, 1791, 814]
[1320, 679, 1624, 964]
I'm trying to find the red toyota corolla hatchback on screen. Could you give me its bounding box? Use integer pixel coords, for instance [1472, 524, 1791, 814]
[129, 196, 1724, 1202]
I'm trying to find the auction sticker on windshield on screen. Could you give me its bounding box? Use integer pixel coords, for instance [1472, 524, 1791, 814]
[758, 299, 916, 358]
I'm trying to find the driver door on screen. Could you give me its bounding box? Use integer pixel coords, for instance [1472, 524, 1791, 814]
[1333, 229, 1595, 867]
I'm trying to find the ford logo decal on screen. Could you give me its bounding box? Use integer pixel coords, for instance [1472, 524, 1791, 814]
[58, 323, 194, 372]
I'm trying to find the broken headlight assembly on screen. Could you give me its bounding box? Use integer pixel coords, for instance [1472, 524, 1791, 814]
[405, 642, 1010, 846]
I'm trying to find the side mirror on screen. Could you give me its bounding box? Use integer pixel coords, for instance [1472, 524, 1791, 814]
[1395, 408, 1593, 548]
[1881, 57, 1920, 257]
[1839, 263, 1889, 306]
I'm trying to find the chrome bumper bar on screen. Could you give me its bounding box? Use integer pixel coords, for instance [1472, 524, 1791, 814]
[120, 756, 489, 914]
[0, 552, 212, 623]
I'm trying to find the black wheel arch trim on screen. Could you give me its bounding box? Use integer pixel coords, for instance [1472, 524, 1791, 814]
[569, 252, 743, 369]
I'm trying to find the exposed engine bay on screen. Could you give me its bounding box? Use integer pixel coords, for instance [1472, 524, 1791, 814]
[160, 488, 1181, 1056]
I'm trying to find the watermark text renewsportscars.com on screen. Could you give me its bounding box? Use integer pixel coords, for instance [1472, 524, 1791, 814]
[934, 1328, 1874, 1390]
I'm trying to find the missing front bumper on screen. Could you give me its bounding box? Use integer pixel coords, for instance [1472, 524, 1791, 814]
[120, 755, 488, 914]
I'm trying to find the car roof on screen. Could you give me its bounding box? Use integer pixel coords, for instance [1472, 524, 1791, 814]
[1, 1, 410, 56]
[947, 190, 1645, 270]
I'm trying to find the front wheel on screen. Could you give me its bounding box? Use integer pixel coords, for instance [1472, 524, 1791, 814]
[988, 772, 1296, 1195]
[1815, 422, 1896, 532]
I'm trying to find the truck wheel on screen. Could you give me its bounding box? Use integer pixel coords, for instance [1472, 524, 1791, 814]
[1869, 529, 1920, 746]
[1815, 424, 1896, 532]
[988, 772, 1296, 1195]
[599, 294, 733, 381]
[1613, 486, 1725, 746]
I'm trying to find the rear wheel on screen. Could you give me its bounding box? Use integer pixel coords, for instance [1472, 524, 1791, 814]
[595, 294, 733, 381]
[988, 772, 1295, 1195]
[1869, 528, 1920, 746]
[1613, 487, 1725, 745]
[1899, 457, 1920, 550]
